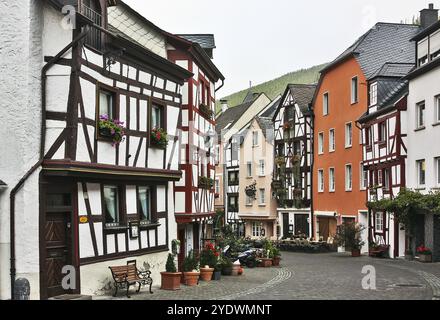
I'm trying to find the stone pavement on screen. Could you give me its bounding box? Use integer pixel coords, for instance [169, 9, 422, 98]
[95, 252, 440, 300]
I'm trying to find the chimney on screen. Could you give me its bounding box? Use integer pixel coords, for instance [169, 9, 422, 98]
[420, 3, 439, 29]
[220, 99, 228, 113]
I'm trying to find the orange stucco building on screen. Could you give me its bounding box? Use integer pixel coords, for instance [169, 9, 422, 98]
[312, 23, 422, 252]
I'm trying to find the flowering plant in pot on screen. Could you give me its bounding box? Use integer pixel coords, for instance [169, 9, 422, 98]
[416, 245, 432, 263]
[182, 250, 200, 286]
[271, 247, 281, 266]
[150, 127, 168, 148]
[99, 115, 126, 146]
[199, 242, 219, 282]
[160, 253, 182, 290]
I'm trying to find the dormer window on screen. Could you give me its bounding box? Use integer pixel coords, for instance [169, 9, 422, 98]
[369, 83, 377, 106]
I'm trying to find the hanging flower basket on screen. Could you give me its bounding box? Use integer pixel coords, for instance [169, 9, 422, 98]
[198, 176, 214, 189]
[151, 127, 169, 149]
[99, 115, 126, 146]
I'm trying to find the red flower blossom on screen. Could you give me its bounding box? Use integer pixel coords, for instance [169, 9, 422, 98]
[156, 132, 161, 140]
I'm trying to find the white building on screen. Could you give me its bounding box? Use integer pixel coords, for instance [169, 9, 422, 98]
[0, 0, 192, 299]
[406, 4, 440, 261]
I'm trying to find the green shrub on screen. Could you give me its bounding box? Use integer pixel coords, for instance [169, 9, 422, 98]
[165, 253, 177, 273]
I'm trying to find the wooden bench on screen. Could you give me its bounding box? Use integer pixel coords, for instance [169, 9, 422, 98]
[108, 260, 153, 298]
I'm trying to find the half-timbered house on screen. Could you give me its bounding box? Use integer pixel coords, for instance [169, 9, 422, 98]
[272, 85, 316, 239]
[1, 0, 193, 299]
[357, 63, 413, 258]
[165, 34, 224, 265]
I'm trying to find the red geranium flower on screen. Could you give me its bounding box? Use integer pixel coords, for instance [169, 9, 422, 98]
[156, 132, 161, 140]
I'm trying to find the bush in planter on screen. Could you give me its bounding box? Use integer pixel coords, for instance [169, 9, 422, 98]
[333, 222, 366, 257]
[99, 115, 126, 146]
[161, 253, 181, 290]
[220, 255, 233, 275]
[182, 250, 200, 286]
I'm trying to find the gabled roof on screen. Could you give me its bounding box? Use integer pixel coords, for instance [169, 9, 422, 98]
[320, 23, 420, 79]
[215, 100, 255, 134]
[369, 62, 415, 80]
[260, 95, 282, 118]
[176, 34, 216, 49]
[274, 84, 316, 120]
[0, 179, 6, 186]
[255, 117, 274, 139]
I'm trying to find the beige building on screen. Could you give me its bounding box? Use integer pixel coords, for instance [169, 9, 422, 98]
[238, 117, 278, 239]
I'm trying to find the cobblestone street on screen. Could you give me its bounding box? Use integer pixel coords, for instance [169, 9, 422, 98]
[96, 252, 440, 300]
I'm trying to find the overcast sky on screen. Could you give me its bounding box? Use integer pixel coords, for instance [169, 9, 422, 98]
[124, 0, 432, 97]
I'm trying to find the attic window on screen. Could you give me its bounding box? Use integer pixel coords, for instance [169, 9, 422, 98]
[369, 83, 377, 106]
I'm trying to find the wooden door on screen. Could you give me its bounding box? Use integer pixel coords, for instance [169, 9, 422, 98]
[42, 186, 74, 298]
[282, 213, 289, 238]
[295, 214, 309, 237]
[318, 217, 330, 241]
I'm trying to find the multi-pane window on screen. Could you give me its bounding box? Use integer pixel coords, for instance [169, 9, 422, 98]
[370, 83, 378, 106]
[416, 102, 425, 129]
[259, 189, 265, 205]
[323, 92, 329, 116]
[378, 122, 386, 142]
[345, 164, 352, 191]
[318, 132, 324, 154]
[215, 179, 220, 194]
[246, 162, 252, 177]
[152, 104, 163, 129]
[329, 168, 335, 192]
[99, 89, 116, 120]
[360, 164, 368, 190]
[252, 222, 262, 237]
[231, 138, 239, 161]
[318, 169, 324, 192]
[351, 76, 358, 104]
[138, 187, 151, 223]
[252, 131, 259, 146]
[383, 169, 390, 191]
[228, 195, 238, 212]
[345, 122, 353, 148]
[259, 160, 265, 176]
[103, 185, 120, 227]
[375, 212, 383, 233]
[329, 129, 335, 152]
[365, 127, 372, 147]
[228, 171, 239, 186]
[417, 160, 426, 186]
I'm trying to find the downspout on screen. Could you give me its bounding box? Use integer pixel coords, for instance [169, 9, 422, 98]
[215, 78, 225, 93]
[309, 109, 315, 239]
[10, 27, 90, 300]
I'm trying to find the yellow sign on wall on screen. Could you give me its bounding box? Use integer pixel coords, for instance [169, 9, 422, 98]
[79, 216, 88, 224]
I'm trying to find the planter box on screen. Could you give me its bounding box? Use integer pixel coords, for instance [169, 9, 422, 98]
[183, 271, 200, 286]
[418, 254, 432, 263]
[272, 257, 281, 266]
[260, 258, 272, 267]
[212, 271, 221, 281]
[160, 272, 182, 291]
[351, 249, 361, 257]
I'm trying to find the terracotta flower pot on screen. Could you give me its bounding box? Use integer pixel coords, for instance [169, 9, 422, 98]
[199, 267, 214, 282]
[183, 271, 200, 286]
[260, 258, 273, 267]
[351, 249, 361, 257]
[418, 254, 432, 263]
[231, 264, 241, 276]
[272, 256, 281, 266]
[160, 272, 182, 291]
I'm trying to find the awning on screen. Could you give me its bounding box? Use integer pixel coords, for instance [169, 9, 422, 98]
[315, 211, 337, 217]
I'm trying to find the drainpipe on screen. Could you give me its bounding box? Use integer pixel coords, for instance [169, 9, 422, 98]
[10, 27, 90, 300]
[215, 78, 224, 93]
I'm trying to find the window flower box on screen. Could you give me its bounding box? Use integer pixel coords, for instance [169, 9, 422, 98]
[150, 127, 168, 149]
[199, 104, 214, 119]
[99, 115, 126, 146]
[198, 176, 214, 189]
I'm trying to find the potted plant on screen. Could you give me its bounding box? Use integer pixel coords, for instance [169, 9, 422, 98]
[334, 222, 366, 257]
[199, 242, 218, 282]
[150, 127, 168, 148]
[182, 250, 200, 286]
[212, 263, 222, 281]
[416, 245, 432, 263]
[272, 247, 281, 266]
[220, 255, 233, 276]
[160, 253, 182, 290]
[99, 115, 126, 146]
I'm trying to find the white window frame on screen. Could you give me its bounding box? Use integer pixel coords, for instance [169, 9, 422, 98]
[345, 122, 353, 148]
[345, 164, 352, 191]
[329, 167, 335, 192]
[252, 222, 262, 237]
[369, 82, 378, 106]
[383, 168, 390, 191]
[351, 76, 358, 104]
[252, 131, 259, 146]
[215, 178, 220, 194]
[318, 169, 324, 193]
[259, 188, 265, 205]
[417, 159, 426, 187]
[323, 92, 329, 116]
[360, 163, 368, 190]
[378, 121, 387, 143]
[329, 129, 335, 152]
[435, 95, 440, 124]
[375, 212, 384, 233]
[318, 132, 324, 155]
[246, 162, 252, 178]
[416, 101, 426, 129]
[246, 194, 253, 206]
[259, 160, 265, 176]
[436, 157, 440, 186]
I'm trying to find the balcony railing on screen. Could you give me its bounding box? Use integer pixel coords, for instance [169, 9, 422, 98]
[80, 3, 103, 51]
